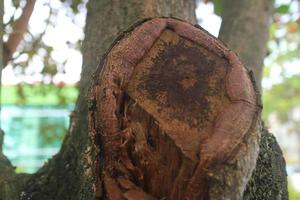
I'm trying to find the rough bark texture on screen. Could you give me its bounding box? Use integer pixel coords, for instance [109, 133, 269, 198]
[0, 0, 288, 199]
[243, 129, 288, 200]
[89, 18, 261, 200]
[2, 1, 197, 200]
[218, 0, 288, 199]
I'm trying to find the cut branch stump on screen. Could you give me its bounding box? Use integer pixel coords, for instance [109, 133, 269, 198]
[89, 18, 261, 200]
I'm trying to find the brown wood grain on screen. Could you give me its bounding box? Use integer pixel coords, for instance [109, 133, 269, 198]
[89, 18, 258, 200]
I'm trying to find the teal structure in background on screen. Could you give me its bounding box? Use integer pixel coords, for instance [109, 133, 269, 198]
[1, 105, 73, 173]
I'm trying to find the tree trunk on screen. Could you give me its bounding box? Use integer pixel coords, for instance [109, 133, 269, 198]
[0, 1, 197, 200]
[219, 0, 270, 91]
[89, 18, 261, 199]
[0, 0, 288, 199]
[219, 0, 288, 199]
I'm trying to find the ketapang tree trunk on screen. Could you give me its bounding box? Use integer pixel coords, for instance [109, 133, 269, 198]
[0, 0, 288, 199]
[15, 1, 198, 200]
[89, 18, 261, 200]
[219, 0, 288, 199]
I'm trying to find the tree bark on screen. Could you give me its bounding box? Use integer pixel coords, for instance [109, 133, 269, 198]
[89, 18, 261, 199]
[0, 0, 288, 199]
[3, 0, 36, 67]
[4, 1, 197, 200]
[219, 0, 288, 199]
[219, 0, 271, 91]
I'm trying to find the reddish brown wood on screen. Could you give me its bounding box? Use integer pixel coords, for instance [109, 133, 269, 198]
[89, 18, 258, 200]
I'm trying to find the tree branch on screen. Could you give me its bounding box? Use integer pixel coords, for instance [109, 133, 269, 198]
[3, 0, 36, 67]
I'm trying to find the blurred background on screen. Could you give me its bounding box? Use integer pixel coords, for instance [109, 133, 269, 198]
[1, 0, 300, 198]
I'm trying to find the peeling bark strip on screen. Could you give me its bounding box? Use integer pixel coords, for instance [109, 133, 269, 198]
[89, 18, 260, 200]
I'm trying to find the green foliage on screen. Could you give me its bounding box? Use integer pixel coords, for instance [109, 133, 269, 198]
[212, 0, 223, 16]
[1, 84, 78, 106]
[70, 0, 82, 13]
[289, 180, 300, 200]
[266, 1, 300, 68]
[204, 0, 223, 16]
[263, 75, 300, 122]
[262, 0, 300, 125]
[276, 4, 290, 14]
[11, 0, 20, 8]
